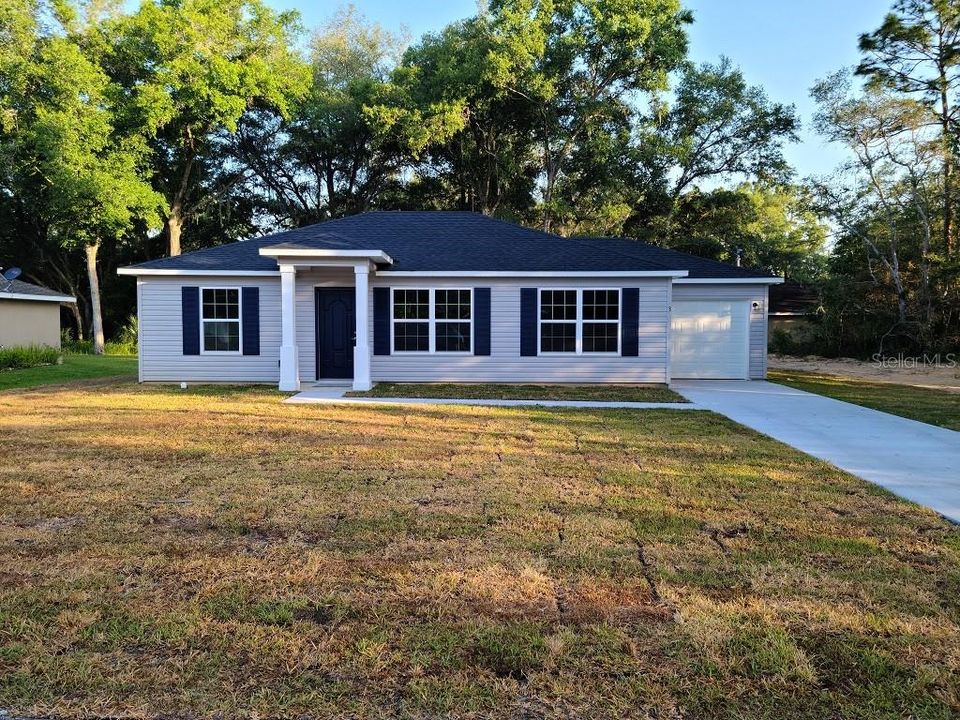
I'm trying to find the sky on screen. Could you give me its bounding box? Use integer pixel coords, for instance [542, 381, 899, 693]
[266, 0, 894, 179]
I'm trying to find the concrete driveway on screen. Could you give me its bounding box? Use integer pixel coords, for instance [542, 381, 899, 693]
[673, 380, 960, 523]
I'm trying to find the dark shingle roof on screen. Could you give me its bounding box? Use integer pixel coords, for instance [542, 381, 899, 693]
[572, 237, 777, 280]
[124, 211, 777, 279]
[1, 278, 73, 300]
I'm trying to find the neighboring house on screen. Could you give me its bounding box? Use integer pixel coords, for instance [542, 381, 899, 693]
[118, 212, 783, 390]
[0, 279, 76, 349]
[768, 281, 819, 335]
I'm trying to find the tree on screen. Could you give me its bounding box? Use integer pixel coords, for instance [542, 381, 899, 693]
[399, 16, 539, 217]
[658, 183, 826, 280]
[233, 6, 464, 225]
[1, 1, 160, 353]
[658, 58, 799, 201]
[103, 0, 310, 255]
[485, 0, 691, 232]
[812, 70, 946, 352]
[857, 0, 960, 256]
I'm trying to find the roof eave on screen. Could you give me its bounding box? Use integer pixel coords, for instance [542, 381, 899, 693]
[673, 277, 784, 285]
[258, 247, 394, 265]
[117, 268, 279, 277]
[0, 291, 76, 303]
[377, 270, 689, 278]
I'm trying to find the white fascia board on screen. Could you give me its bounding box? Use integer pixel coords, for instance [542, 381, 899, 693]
[0, 292, 76, 303]
[376, 270, 688, 278]
[673, 277, 784, 285]
[259, 248, 394, 264]
[117, 268, 280, 277]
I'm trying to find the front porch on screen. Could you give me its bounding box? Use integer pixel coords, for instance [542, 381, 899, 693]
[261, 246, 393, 392]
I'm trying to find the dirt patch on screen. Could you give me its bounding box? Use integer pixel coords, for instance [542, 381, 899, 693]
[769, 354, 960, 393]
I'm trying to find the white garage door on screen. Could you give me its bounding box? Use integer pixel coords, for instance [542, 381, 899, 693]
[671, 300, 749, 379]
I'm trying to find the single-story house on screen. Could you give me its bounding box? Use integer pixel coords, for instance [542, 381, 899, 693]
[768, 280, 819, 335]
[118, 211, 783, 391]
[0, 279, 76, 349]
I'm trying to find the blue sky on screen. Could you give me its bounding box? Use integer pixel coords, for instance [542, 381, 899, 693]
[267, 0, 893, 178]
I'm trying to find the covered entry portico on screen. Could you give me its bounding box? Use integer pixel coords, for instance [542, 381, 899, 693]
[259, 246, 393, 392]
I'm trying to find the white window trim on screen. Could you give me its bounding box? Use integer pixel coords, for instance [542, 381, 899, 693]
[200, 286, 243, 355]
[391, 288, 473, 354]
[537, 288, 621, 356]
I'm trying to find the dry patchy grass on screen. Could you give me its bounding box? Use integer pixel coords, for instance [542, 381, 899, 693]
[0, 382, 958, 719]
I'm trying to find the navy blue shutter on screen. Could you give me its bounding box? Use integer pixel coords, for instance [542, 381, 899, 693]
[182, 286, 200, 355]
[621, 287, 640, 357]
[373, 287, 391, 355]
[520, 288, 537, 357]
[241, 287, 260, 355]
[473, 288, 491, 356]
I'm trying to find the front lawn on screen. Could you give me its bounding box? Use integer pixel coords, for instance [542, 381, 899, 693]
[769, 369, 960, 432]
[0, 353, 137, 391]
[0, 382, 958, 719]
[348, 382, 686, 402]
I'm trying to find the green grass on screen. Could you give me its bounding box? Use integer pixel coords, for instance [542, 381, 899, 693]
[769, 369, 960, 432]
[0, 353, 137, 391]
[0, 345, 61, 371]
[0, 380, 957, 718]
[348, 382, 686, 403]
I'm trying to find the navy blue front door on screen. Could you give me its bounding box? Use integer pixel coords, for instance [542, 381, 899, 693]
[315, 287, 356, 379]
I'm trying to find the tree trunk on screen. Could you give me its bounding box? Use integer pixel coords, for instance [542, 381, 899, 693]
[85, 242, 105, 355]
[542, 162, 556, 233]
[68, 301, 83, 345]
[166, 207, 183, 257]
[943, 145, 954, 257]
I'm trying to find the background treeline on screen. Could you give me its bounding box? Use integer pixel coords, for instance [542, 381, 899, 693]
[0, 0, 957, 357]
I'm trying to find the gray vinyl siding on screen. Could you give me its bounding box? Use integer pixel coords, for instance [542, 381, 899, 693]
[136, 272, 766, 385]
[367, 276, 671, 384]
[671, 283, 769, 379]
[138, 275, 282, 382]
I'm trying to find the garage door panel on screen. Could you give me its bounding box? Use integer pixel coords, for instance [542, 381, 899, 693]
[671, 300, 749, 379]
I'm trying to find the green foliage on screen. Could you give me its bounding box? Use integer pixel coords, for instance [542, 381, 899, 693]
[103, 0, 310, 252]
[115, 314, 137, 345]
[810, 68, 959, 356]
[0, 345, 61, 371]
[485, 0, 692, 230]
[236, 6, 465, 224]
[10, 0, 957, 359]
[662, 183, 827, 281]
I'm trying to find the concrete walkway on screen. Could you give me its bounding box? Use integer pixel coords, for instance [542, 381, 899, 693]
[285, 385, 696, 410]
[674, 380, 960, 523]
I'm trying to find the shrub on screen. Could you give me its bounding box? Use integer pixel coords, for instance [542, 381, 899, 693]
[105, 315, 138, 356]
[0, 344, 62, 370]
[768, 328, 797, 355]
[60, 315, 139, 356]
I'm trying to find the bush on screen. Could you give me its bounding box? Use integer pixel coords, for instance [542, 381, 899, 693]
[104, 340, 137, 356]
[768, 328, 797, 355]
[0, 345, 62, 370]
[60, 315, 138, 356]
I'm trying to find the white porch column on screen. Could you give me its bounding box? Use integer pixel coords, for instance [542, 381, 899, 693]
[353, 264, 372, 391]
[279, 264, 300, 392]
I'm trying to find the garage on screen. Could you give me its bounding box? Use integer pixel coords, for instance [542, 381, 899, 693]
[671, 299, 750, 379]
